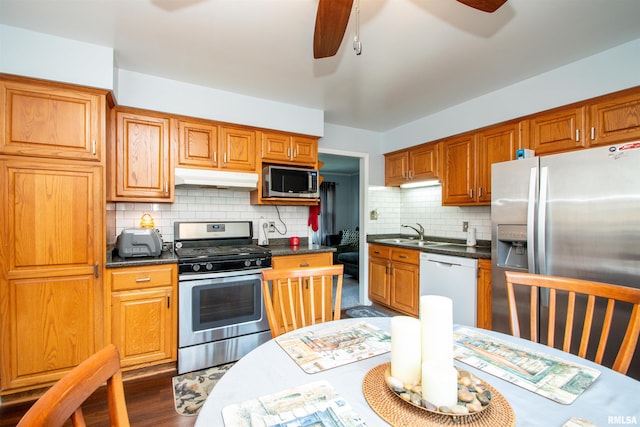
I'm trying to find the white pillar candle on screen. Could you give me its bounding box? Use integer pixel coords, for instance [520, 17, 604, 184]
[421, 362, 458, 408]
[390, 316, 422, 385]
[420, 295, 454, 364]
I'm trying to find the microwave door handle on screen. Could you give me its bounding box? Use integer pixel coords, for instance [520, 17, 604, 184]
[308, 173, 312, 190]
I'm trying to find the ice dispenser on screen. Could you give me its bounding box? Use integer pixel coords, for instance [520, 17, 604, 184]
[496, 224, 528, 269]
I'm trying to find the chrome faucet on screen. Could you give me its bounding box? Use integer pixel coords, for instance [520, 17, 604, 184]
[401, 223, 425, 241]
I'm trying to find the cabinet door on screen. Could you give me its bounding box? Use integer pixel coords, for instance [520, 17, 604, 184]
[112, 109, 172, 201]
[112, 288, 174, 368]
[291, 136, 318, 166]
[589, 92, 640, 146]
[530, 106, 586, 155]
[368, 256, 390, 305]
[384, 151, 408, 186]
[476, 259, 492, 329]
[409, 143, 440, 181]
[0, 159, 103, 392]
[476, 123, 520, 204]
[442, 134, 476, 205]
[390, 261, 419, 316]
[272, 252, 333, 269]
[177, 119, 218, 168]
[261, 131, 291, 163]
[0, 79, 104, 161]
[219, 126, 256, 172]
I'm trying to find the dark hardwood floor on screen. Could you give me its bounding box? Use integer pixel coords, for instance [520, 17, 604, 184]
[0, 370, 195, 427]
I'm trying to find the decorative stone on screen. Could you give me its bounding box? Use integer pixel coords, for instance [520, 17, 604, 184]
[386, 376, 404, 392]
[438, 405, 451, 413]
[458, 389, 474, 402]
[467, 401, 483, 412]
[421, 399, 437, 411]
[400, 392, 411, 402]
[410, 392, 422, 406]
[476, 391, 491, 406]
[451, 405, 470, 415]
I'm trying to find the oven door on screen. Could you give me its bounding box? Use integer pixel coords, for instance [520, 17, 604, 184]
[179, 269, 270, 348]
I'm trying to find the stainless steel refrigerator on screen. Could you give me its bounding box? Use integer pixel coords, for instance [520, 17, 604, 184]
[491, 142, 640, 379]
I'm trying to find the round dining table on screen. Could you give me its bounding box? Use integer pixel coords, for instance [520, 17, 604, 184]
[195, 317, 640, 426]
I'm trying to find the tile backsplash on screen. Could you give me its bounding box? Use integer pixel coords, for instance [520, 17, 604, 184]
[109, 184, 491, 245]
[367, 185, 491, 242]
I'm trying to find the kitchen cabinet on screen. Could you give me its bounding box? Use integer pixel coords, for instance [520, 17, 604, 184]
[588, 89, 640, 146]
[0, 157, 104, 393]
[368, 244, 419, 316]
[385, 142, 440, 187]
[219, 125, 257, 172]
[529, 106, 587, 155]
[0, 75, 107, 162]
[261, 131, 318, 167]
[108, 264, 177, 369]
[176, 118, 219, 169]
[109, 107, 173, 202]
[271, 252, 334, 325]
[476, 258, 492, 330]
[442, 122, 520, 206]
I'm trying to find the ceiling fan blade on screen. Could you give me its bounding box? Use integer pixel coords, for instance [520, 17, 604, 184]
[456, 0, 507, 13]
[313, 0, 354, 59]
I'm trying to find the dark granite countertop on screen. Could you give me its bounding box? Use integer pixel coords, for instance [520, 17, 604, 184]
[264, 238, 336, 257]
[106, 246, 178, 268]
[367, 234, 491, 260]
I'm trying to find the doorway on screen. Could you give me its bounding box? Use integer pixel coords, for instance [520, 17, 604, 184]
[318, 150, 368, 308]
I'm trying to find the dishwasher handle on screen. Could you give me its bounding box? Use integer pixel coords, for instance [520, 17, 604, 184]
[427, 259, 463, 267]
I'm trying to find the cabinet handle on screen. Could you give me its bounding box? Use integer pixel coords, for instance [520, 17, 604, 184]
[165, 181, 168, 193]
[399, 255, 408, 259]
[94, 264, 99, 278]
[135, 277, 152, 282]
[92, 140, 96, 155]
[374, 251, 381, 254]
[213, 152, 217, 162]
[591, 127, 595, 140]
[224, 153, 227, 164]
[288, 147, 291, 158]
[293, 148, 297, 158]
[469, 188, 474, 199]
[167, 296, 171, 308]
[575, 129, 580, 142]
[299, 263, 310, 267]
[478, 187, 483, 198]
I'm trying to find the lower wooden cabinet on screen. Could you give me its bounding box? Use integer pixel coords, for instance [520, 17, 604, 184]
[107, 263, 177, 369]
[368, 244, 419, 316]
[476, 259, 492, 329]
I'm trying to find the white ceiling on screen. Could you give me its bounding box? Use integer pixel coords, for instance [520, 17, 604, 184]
[1, 0, 640, 132]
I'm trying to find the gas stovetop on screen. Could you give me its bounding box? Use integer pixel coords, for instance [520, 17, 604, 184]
[174, 221, 272, 275]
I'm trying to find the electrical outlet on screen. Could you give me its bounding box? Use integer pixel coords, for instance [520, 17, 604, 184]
[462, 221, 469, 232]
[268, 221, 276, 233]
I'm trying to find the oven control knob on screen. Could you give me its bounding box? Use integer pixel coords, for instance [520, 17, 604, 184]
[192, 264, 200, 272]
[244, 260, 251, 267]
[256, 259, 262, 266]
[205, 263, 213, 270]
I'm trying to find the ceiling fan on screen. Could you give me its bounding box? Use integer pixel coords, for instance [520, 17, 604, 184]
[313, 0, 508, 58]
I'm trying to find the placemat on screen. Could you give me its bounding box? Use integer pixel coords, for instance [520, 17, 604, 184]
[362, 362, 515, 427]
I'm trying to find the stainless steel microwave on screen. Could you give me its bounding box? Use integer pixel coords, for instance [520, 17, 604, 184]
[262, 165, 319, 198]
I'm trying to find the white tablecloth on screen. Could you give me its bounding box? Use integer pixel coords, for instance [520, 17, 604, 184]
[195, 317, 640, 426]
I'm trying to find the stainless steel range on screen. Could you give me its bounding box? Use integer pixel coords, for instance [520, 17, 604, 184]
[175, 221, 272, 374]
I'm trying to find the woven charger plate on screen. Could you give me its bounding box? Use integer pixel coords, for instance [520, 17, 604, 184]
[362, 363, 515, 427]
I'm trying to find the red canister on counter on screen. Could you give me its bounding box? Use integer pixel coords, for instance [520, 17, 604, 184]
[289, 236, 300, 247]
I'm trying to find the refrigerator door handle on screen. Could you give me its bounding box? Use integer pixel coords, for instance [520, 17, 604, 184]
[538, 166, 549, 275]
[527, 167, 537, 274]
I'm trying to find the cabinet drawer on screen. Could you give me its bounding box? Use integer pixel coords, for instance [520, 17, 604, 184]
[391, 248, 420, 264]
[110, 264, 176, 291]
[272, 252, 332, 269]
[368, 244, 391, 258]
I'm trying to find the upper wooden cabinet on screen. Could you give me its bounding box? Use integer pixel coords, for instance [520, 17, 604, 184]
[588, 90, 640, 146]
[529, 106, 587, 155]
[385, 142, 440, 186]
[0, 76, 107, 162]
[108, 107, 173, 202]
[177, 119, 219, 169]
[443, 122, 521, 206]
[261, 131, 318, 167]
[219, 125, 257, 172]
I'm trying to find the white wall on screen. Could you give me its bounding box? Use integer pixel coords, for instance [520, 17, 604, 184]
[0, 25, 114, 89]
[384, 39, 640, 152]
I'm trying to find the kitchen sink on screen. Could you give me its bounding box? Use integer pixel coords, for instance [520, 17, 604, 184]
[375, 238, 418, 244]
[375, 238, 447, 247]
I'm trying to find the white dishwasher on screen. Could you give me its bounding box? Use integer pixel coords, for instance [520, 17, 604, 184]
[420, 253, 478, 326]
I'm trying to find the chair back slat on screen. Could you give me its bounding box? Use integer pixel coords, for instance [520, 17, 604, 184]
[505, 271, 640, 375]
[261, 265, 344, 338]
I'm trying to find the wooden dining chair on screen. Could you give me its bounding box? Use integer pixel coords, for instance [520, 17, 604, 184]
[261, 265, 344, 338]
[504, 271, 640, 375]
[17, 344, 130, 427]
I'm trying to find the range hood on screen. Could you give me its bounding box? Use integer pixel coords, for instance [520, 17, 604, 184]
[174, 167, 259, 190]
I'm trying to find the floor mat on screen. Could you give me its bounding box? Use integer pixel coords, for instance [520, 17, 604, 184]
[172, 363, 234, 416]
[343, 305, 393, 318]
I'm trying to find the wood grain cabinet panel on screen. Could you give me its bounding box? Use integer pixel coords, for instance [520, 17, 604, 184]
[589, 91, 640, 146]
[261, 131, 318, 167]
[110, 107, 172, 202]
[177, 119, 219, 168]
[530, 106, 586, 155]
[0, 78, 105, 161]
[384, 142, 440, 187]
[219, 125, 257, 172]
[107, 264, 177, 369]
[368, 244, 419, 316]
[476, 259, 492, 329]
[0, 158, 103, 393]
